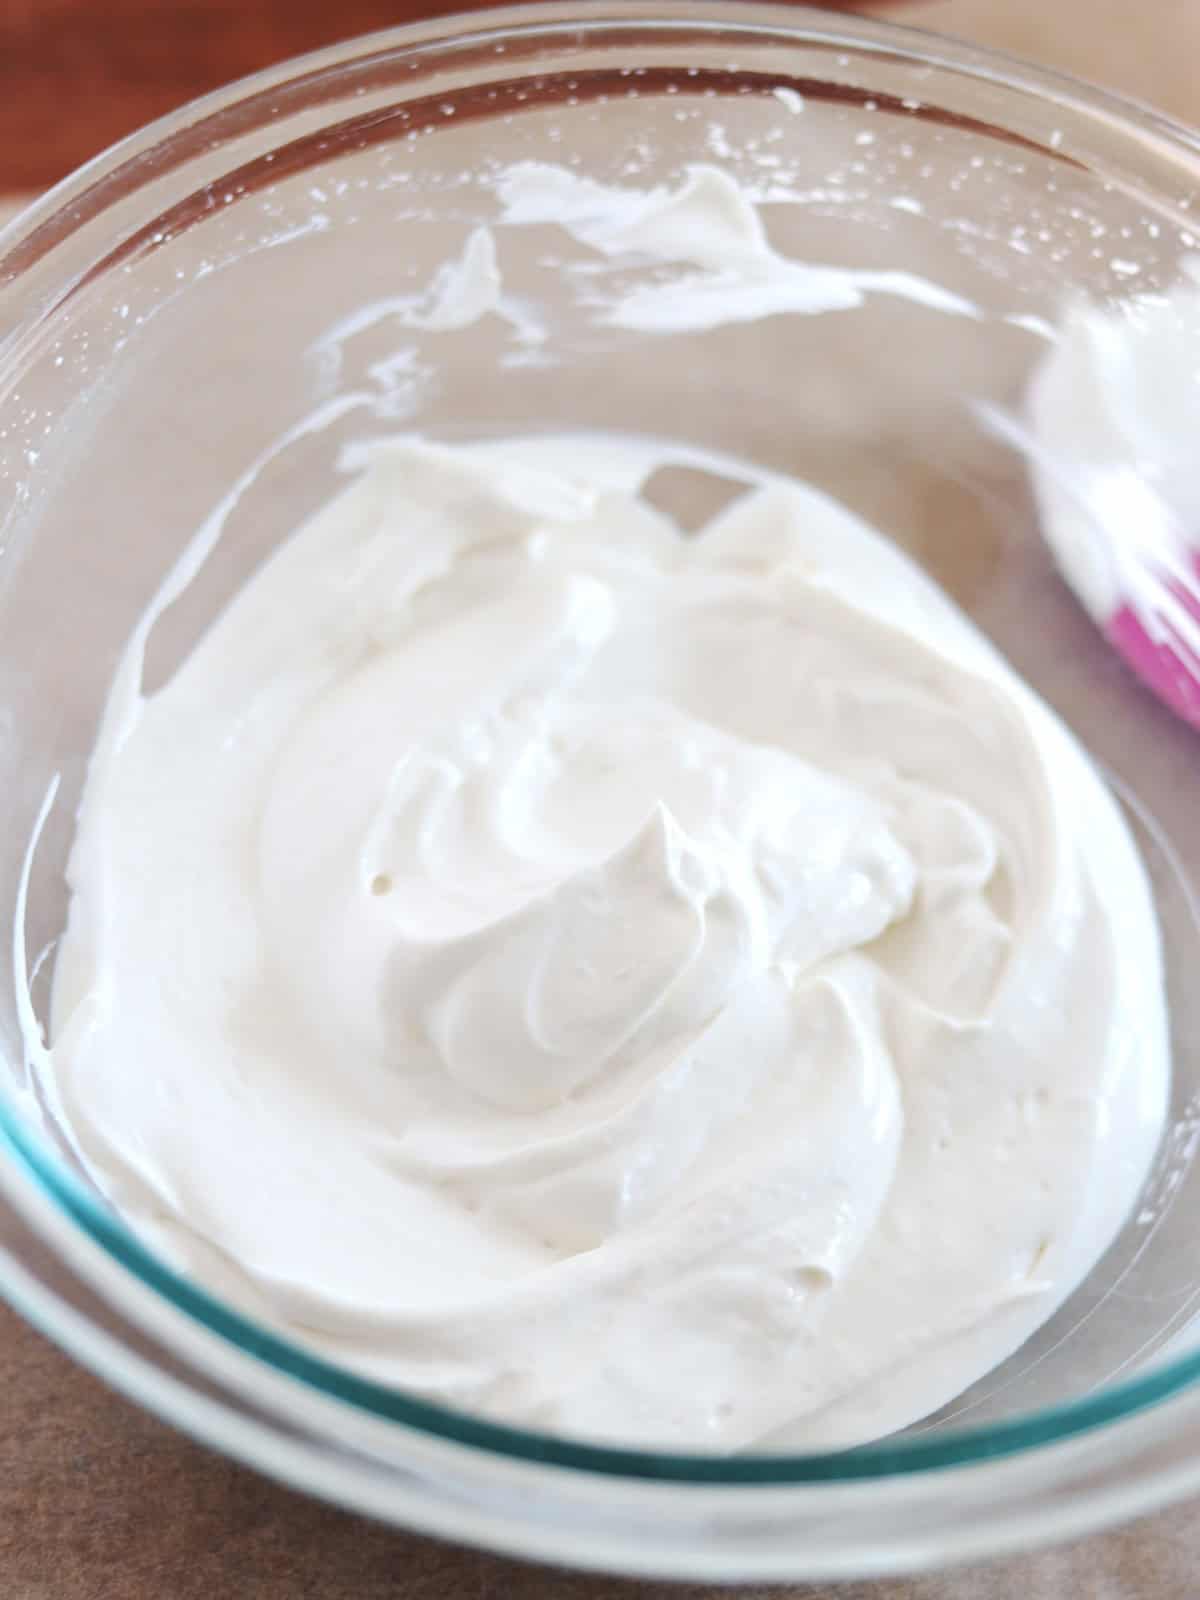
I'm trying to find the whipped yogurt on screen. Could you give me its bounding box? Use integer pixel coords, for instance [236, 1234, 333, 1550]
[32, 431, 1168, 1451]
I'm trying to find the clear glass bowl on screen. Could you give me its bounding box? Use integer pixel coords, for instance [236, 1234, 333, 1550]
[3, 2, 1200, 1581]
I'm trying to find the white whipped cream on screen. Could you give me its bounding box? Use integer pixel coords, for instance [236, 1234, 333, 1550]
[490, 162, 981, 332]
[33, 431, 1168, 1452]
[312, 161, 984, 406]
[1025, 266, 1200, 627]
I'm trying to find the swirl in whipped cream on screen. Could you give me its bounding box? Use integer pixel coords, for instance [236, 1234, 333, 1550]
[37, 432, 1168, 1450]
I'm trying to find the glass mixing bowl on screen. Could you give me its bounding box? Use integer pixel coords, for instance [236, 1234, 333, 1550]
[3, 2, 1200, 1581]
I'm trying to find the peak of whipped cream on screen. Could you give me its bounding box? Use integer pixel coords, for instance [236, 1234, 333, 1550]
[28, 432, 1167, 1451]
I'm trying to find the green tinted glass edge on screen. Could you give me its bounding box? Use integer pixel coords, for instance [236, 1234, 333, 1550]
[4, 1099, 1200, 1483]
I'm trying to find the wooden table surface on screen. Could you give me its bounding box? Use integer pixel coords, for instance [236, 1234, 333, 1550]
[5, 0, 1200, 194]
[0, 0, 481, 191]
[0, 0, 906, 192]
[5, 3, 1200, 1598]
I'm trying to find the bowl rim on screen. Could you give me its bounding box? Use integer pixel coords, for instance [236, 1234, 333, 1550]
[5, 0, 1200, 1530]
